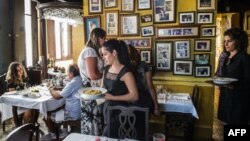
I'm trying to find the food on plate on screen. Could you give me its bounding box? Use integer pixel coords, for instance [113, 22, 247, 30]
[83, 89, 102, 95]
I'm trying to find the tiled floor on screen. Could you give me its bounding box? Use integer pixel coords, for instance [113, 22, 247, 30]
[1, 89, 224, 141]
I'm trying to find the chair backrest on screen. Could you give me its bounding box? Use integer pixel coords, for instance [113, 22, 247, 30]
[107, 105, 149, 141]
[4, 123, 38, 141]
[191, 85, 199, 108]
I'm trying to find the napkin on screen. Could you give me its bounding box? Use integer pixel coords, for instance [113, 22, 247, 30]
[172, 94, 190, 100]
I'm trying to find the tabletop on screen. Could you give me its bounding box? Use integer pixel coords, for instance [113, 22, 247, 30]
[63, 133, 138, 141]
[0, 85, 65, 121]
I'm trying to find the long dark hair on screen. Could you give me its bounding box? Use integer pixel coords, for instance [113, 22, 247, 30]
[6, 62, 28, 84]
[86, 28, 106, 57]
[103, 39, 132, 69]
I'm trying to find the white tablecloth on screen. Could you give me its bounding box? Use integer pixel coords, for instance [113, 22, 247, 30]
[158, 93, 199, 119]
[0, 87, 65, 122]
[63, 133, 138, 141]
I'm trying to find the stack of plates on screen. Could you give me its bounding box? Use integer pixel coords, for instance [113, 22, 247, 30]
[212, 77, 238, 85]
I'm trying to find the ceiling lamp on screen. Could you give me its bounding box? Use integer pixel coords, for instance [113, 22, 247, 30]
[37, 2, 83, 25]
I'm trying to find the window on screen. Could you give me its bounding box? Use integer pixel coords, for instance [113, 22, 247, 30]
[25, 0, 33, 67]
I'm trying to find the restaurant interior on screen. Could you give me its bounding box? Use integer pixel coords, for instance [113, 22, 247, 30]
[1, 0, 250, 141]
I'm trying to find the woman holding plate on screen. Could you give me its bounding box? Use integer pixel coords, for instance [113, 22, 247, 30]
[216, 27, 250, 124]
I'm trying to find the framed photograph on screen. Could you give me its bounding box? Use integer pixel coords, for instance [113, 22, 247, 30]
[194, 53, 210, 65]
[194, 39, 211, 51]
[141, 15, 152, 23]
[195, 66, 211, 77]
[197, 12, 214, 24]
[120, 14, 139, 36]
[156, 26, 199, 39]
[174, 40, 190, 59]
[105, 10, 119, 37]
[121, 0, 135, 12]
[155, 41, 172, 71]
[201, 26, 216, 37]
[197, 0, 215, 11]
[119, 37, 151, 48]
[104, 0, 118, 8]
[179, 12, 195, 24]
[173, 60, 193, 76]
[140, 50, 151, 64]
[138, 0, 151, 10]
[83, 16, 101, 42]
[141, 26, 154, 37]
[153, 0, 176, 23]
[88, 0, 103, 14]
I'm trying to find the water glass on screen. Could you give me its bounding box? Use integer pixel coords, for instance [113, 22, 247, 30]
[153, 133, 165, 141]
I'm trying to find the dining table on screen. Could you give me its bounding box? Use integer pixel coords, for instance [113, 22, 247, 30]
[63, 133, 138, 141]
[0, 85, 65, 124]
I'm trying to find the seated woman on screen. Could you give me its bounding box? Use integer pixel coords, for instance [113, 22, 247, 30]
[5, 61, 39, 126]
[42, 64, 82, 140]
[101, 39, 139, 136]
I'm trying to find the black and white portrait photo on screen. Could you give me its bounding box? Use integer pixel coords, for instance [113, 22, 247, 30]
[175, 40, 190, 59]
[195, 66, 211, 77]
[155, 41, 172, 71]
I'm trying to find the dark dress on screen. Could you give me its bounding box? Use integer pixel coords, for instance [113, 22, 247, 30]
[218, 52, 250, 124]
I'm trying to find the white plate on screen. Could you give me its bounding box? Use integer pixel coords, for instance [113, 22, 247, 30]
[212, 77, 238, 85]
[18, 89, 31, 96]
[28, 92, 41, 98]
[78, 87, 107, 100]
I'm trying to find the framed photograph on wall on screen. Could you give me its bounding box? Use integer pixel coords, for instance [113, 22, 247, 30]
[121, 0, 135, 12]
[197, 12, 214, 24]
[174, 40, 190, 59]
[201, 26, 216, 37]
[104, 0, 118, 8]
[194, 39, 211, 51]
[156, 26, 199, 39]
[153, 0, 176, 23]
[119, 37, 151, 48]
[194, 53, 210, 65]
[155, 41, 172, 71]
[88, 0, 103, 14]
[120, 14, 139, 36]
[179, 12, 195, 24]
[195, 65, 211, 77]
[141, 15, 152, 23]
[140, 50, 151, 64]
[84, 16, 101, 42]
[197, 0, 215, 11]
[141, 26, 154, 37]
[173, 60, 193, 76]
[138, 0, 151, 10]
[105, 10, 119, 37]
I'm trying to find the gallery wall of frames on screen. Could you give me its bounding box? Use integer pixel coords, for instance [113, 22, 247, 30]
[84, 0, 216, 78]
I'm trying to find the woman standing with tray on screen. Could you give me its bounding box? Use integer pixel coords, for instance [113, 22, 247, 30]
[77, 28, 106, 135]
[216, 28, 250, 124]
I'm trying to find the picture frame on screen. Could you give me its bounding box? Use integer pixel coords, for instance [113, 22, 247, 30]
[173, 60, 193, 76]
[121, 0, 135, 12]
[83, 15, 101, 42]
[155, 41, 172, 71]
[141, 15, 152, 23]
[195, 65, 211, 77]
[138, 0, 151, 10]
[156, 26, 199, 39]
[194, 39, 211, 51]
[104, 0, 118, 8]
[120, 14, 139, 36]
[201, 26, 216, 37]
[141, 26, 154, 37]
[194, 53, 210, 65]
[140, 50, 151, 64]
[88, 0, 103, 14]
[179, 12, 195, 24]
[105, 10, 119, 37]
[119, 37, 151, 48]
[153, 0, 176, 23]
[174, 40, 191, 59]
[197, 0, 215, 11]
[197, 12, 214, 24]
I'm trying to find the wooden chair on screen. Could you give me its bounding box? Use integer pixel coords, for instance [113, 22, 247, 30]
[54, 119, 81, 139]
[165, 85, 199, 141]
[107, 105, 149, 141]
[4, 123, 40, 141]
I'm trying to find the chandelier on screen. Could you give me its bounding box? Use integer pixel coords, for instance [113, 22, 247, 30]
[37, 2, 83, 25]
